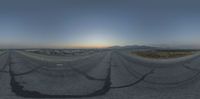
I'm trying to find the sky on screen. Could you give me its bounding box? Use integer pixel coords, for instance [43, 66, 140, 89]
[0, 0, 200, 48]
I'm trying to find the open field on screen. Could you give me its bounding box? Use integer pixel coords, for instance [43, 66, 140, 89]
[131, 50, 198, 59]
[1, 49, 200, 99]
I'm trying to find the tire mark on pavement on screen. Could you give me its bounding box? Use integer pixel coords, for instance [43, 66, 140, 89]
[111, 69, 155, 89]
[9, 50, 113, 98]
[14, 51, 107, 81]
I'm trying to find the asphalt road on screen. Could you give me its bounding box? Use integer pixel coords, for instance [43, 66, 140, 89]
[1, 50, 200, 99]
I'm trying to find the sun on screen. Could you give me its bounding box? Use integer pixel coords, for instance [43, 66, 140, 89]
[72, 30, 115, 48]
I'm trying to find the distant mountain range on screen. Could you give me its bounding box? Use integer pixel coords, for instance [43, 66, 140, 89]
[108, 45, 158, 50]
[108, 44, 200, 50]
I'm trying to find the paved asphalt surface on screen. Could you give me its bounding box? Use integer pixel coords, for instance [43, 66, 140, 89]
[1, 50, 200, 99]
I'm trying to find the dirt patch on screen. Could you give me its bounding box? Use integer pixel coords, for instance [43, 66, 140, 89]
[131, 50, 196, 59]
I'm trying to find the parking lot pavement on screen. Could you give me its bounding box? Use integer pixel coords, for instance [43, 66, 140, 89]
[1, 50, 200, 99]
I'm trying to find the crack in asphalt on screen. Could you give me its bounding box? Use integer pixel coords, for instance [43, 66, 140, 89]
[8, 51, 113, 98]
[111, 69, 155, 89]
[117, 53, 200, 86]
[13, 52, 107, 81]
[0, 52, 9, 74]
[5, 50, 200, 98]
[183, 64, 200, 72]
[13, 65, 44, 76]
[69, 66, 106, 81]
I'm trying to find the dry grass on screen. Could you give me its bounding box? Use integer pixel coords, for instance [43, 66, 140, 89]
[131, 50, 195, 59]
